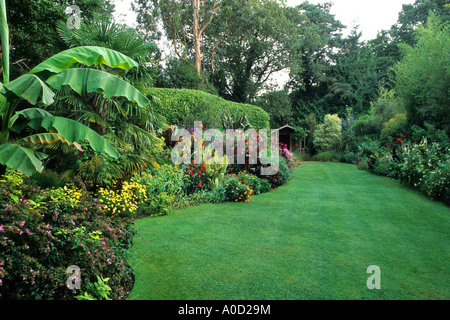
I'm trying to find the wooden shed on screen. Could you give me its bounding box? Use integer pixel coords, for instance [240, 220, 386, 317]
[272, 124, 297, 151]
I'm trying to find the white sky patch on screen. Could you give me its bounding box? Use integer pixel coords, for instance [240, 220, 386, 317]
[286, 0, 416, 40]
[113, 0, 137, 27]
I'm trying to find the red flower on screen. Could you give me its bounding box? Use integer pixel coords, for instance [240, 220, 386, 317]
[198, 170, 202, 174]
[386, 142, 389, 147]
[201, 164, 205, 170]
[198, 183, 202, 187]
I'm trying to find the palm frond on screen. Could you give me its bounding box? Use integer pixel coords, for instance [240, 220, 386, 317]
[77, 110, 111, 128]
[122, 122, 162, 150]
[103, 133, 133, 150]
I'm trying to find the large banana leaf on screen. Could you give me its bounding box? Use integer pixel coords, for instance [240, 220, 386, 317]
[29, 46, 139, 75]
[18, 133, 83, 152]
[9, 108, 54, 133]
[0, 74, 55, 105]
[46, 68, 150, 108]
[0, 143, 43, 175]
[12, 107, 53, 120]
[25, 116, 119, 158]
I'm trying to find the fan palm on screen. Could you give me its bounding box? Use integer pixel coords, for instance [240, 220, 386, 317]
[52, 18, 168, 181]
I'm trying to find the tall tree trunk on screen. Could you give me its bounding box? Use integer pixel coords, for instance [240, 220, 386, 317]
[193, 0, 202, 79]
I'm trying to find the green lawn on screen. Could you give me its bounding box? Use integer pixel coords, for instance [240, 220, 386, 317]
[127, 162, 449, 300]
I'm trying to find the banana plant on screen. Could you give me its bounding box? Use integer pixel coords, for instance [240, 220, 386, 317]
[0, 0, 152, 176]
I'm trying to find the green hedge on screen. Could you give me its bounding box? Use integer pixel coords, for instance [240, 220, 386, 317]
[147, 88, 270, 130]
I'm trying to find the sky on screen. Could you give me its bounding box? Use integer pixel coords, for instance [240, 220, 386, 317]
[287, 0, 417, 40]
[113, 0, 417, 41]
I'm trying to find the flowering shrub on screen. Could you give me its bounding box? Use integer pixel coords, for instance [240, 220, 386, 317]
[380, 113, 408, 143]
[0, 172, 135, 300]
[220, 174, 254, 203]
[259, 178, 272, 193]
[237, 172, 262, 195]
[209, 171, 272, 203]
[279, 143, 294, 168]
[399, 139, 450, 203]
[182, 160, 213, 194]
[357, 138, 450, 204]
[261, 157, 291, 188]
[97, 180, 147, 218]
[131, 165, 184, 217]
[356, 157, 370, 171]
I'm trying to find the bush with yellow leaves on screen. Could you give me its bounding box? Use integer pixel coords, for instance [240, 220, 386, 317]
[97, 181, 147, 218]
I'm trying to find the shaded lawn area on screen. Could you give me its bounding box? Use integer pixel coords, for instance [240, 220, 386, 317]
[128, 162, 449, 300]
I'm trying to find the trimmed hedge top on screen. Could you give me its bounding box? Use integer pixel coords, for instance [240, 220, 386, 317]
[147, 88, 270, 130]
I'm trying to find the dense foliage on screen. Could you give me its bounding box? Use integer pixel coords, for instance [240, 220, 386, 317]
[148, 88, 270, 130]
[0, 171, 135, 299]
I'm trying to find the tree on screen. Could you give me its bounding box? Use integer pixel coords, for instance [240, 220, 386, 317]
[135, 0, 301, 102]
[4, 0, 114, 78]
[394, 14, 449, 134]
[133, 0, 219, 79]
[368, 0, 450, 90]
[367, 30, 401, 90]
[326, 29, 380, 116]
[286, 1, 345, 119]
[56, 18, 159, 86]
[207, 0, 301, 102]
[254, 90, 293, 128]
[0, 0, 153, 177]
[313, 114, 342, 152]
[193, 0, 219, 78]
[156, 57, 218, 94]
[391, 0, 449, 46]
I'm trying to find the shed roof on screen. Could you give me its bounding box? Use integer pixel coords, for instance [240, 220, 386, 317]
[272, 124, 296, 133]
